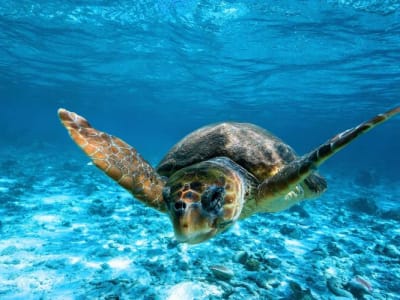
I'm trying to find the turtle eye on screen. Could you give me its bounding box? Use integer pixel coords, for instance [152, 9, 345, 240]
[201, 185, 225, 212]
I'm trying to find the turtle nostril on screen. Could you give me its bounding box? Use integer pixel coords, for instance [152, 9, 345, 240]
[174, 201, 186, 212]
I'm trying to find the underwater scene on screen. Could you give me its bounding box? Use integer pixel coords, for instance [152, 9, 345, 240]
[1, 0, 400, 299]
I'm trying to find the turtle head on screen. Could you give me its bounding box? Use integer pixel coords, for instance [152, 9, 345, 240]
[162, 159, 246, 244]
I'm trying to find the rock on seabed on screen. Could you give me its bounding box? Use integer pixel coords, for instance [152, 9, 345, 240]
[210, 265, 235, 281]
[0, 149, 399, 299]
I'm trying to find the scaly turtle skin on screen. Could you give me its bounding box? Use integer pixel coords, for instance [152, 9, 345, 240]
[58, 107, 400, 244]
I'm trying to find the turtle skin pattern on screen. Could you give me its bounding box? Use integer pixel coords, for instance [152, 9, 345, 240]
[58, 109, 166, 211]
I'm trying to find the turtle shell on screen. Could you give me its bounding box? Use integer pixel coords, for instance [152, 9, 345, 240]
[156, 122, 298, 182]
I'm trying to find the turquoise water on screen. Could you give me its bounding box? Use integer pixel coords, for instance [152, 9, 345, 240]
[1, 1, 400, 299]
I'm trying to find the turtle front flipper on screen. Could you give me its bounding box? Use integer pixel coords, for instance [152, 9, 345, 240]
[58, 108, 166, 211]
[256, 106, 400, 213]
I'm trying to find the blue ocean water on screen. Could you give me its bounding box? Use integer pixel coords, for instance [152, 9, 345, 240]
[1, 0, 400, 299]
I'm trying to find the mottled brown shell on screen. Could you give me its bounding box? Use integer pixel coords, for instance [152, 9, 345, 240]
[157, 122, 298, 181]
[157, 122, 326, 199]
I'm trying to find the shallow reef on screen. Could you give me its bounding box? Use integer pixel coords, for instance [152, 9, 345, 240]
[0, 147, 399, 299]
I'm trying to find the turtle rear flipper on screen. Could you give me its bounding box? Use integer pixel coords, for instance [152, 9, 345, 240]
[58, 108, 166, 211]
[256, 106, 400, 212]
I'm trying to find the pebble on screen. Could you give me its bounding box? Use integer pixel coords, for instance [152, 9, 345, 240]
[104, 295, 119, 300]
[244, 257, 260, 271]
[88, 199, 114, 217]
[61, 220, 71, 227]
[311, 245, 329, 259]
[381, 209, 400, 221]
[327, 278, 354, 299]
[1, 245, 18, 256]
[289, 204, 310, 218]
[234, 251, 261, 271]
[209, 265, 234, 281]
[93, 248, 113, 258]
[383, 244, 400, 258]
[234, 251, 249, 264]
[326, 241, 345, 257]
[4, 258, 20, 265]
[264, 257, 281, 269]
[279, 224, 303, 239]
[45, 259, 67, 269]
[289, 281, 317, 300]
[345, 276, 372, 298]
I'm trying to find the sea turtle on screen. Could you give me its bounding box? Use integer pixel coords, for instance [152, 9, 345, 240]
[58, 107, 400, 244]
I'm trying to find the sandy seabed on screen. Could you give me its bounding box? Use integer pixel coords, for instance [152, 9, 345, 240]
[0, 147, 399, 299]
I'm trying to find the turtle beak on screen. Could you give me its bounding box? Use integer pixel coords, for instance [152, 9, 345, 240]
[171, 202, 217, 244]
